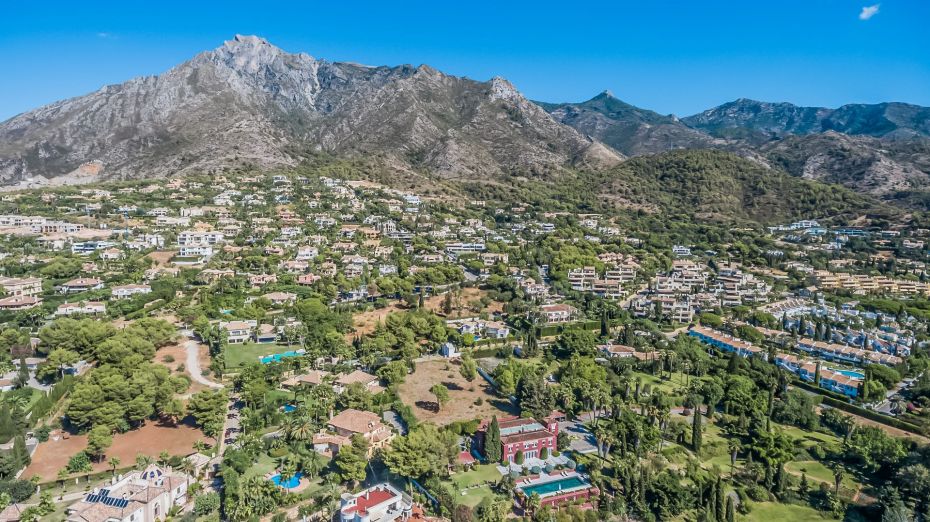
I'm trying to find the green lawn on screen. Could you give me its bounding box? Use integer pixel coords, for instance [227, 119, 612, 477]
[224, 342, 298, 369]
[632, 371, 689, 402]
[779, 426, 841, 449]
[457, 484, 496, 508]
[785, 460, 862, 493]
[742, 501, 839, 522]
[243, 452, 278, 480]
[452, 464, 502, 489]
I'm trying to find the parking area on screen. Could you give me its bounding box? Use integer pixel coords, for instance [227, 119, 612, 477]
[559, 420, 597, 454]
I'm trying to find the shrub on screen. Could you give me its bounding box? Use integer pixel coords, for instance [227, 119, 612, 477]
[163, 355, 176, 363]
[540, 447, 549, 459]
[268, 447, 288, 458]
[745, 484, 770, 502]
[194, 492, 220, 515]
[544, 464, 554, 474]
[35, 425, 51, 442]
[566, 459, 576, 470]
[515, 450, 524, 465]
[530, 466, 541, 474]
[66, 451, 92, 473]
[0, 480, 36, 502]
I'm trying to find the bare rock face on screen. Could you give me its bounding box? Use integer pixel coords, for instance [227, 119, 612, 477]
[0, 35, 620, 185]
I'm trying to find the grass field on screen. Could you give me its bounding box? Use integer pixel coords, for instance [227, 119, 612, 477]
[243, 452, 278, 480]
[457, 484, 496, 508]
[224, 342, 298, 369]
[780, 426, 842, 449]
[785, 460, 862, 493]
[632, 371, 689, 403]
[742, 501, 839, 522]
[452, 464, 502, 489]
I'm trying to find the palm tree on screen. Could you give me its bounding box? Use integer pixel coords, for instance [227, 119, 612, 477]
[297, 503, 316, 522]
[727, 438, 741, 478]
[286, 415, 316, 442]
[301, 451, 325, 480]
[829, 463, 844, 496]
[524, 492, 541, 518]
[277, 456, 299, 491]
[135, 454, 153, 470]
[109, 456, 121, 476]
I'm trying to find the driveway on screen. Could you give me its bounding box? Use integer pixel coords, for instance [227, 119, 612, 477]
[383, 410, 408, 435]
[181, 329, 223, 389]
[558, 420, 598, 455]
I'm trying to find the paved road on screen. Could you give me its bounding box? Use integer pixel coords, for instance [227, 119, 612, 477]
[181, 330, 223, 390]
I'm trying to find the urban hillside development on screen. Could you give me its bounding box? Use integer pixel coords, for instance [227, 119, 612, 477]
[1, 14, 930, 522]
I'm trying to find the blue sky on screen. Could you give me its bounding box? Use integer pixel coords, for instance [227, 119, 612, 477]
[2, 1, 929, 121]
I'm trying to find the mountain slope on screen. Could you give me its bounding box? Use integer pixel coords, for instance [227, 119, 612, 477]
[683, 98, 930, 141]
[538, 91, 719, 155]
[592, 149, 886, 223]
[0, 35, 619, 186]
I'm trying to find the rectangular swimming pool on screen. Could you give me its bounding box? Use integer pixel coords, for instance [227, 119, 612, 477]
[518, 476, 587, 498]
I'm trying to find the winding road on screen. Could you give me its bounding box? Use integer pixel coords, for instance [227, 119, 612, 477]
[181, 329, 223, 389]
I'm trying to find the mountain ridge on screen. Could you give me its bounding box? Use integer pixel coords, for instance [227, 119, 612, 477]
[0, 35, 620, 187]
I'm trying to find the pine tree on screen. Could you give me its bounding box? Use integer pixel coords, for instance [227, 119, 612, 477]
[485, 416, 502, 463]
[692, 407, 703, 455]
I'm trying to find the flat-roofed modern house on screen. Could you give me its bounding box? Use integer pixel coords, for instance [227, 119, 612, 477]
[339, 483, 413, 522]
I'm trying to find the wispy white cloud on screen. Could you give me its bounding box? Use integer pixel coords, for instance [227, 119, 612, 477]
[859, 4, 880, 20]
[96, 32, 116, 39]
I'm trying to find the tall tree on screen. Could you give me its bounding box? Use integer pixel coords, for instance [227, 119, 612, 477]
[485, 416, 502, 463]
[692, 408, 703, 455]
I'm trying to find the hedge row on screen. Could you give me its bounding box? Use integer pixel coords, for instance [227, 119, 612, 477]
[792, 378, 926, 436]
[819, 395, 926, 436]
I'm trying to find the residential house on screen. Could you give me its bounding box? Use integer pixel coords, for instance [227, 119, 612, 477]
[65, 465, 192, 522]
[110, 284, 152, 300]
[324, 409, 394, 456]
[338, 483, 413, 522]
[220, 320, 256, 344]
[60, 278, 104, 294]
[478, 413, 561, 463]
[56, 301, 106, 316]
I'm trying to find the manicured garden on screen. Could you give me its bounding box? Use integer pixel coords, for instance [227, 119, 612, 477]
[223, 342, 299, 369]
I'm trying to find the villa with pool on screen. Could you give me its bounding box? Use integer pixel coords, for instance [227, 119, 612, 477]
[514, 471, 599, 512]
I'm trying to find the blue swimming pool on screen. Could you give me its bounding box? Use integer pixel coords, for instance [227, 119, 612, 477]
[518, 476, 588, 498]
[260, 351, 301, 364]
[283, 404, 297, 413]
[835, 369, 865, 379]
[270, 471, 303, 489]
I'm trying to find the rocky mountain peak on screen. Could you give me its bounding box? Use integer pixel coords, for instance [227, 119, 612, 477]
[0, 36, 617, 186]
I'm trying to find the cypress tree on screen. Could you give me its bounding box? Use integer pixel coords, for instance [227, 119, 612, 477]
[13, 434, 30, 470]
[692, 407, 703, 455]
[725, 495, 735, 522]
[715, 476, 726, 522]
[485, 416, 502, 463]
[707, 480, 717, 521]
[14, 357, 29, 389]
[0, 404, 13, 443]
[600, 308, 609, 337]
